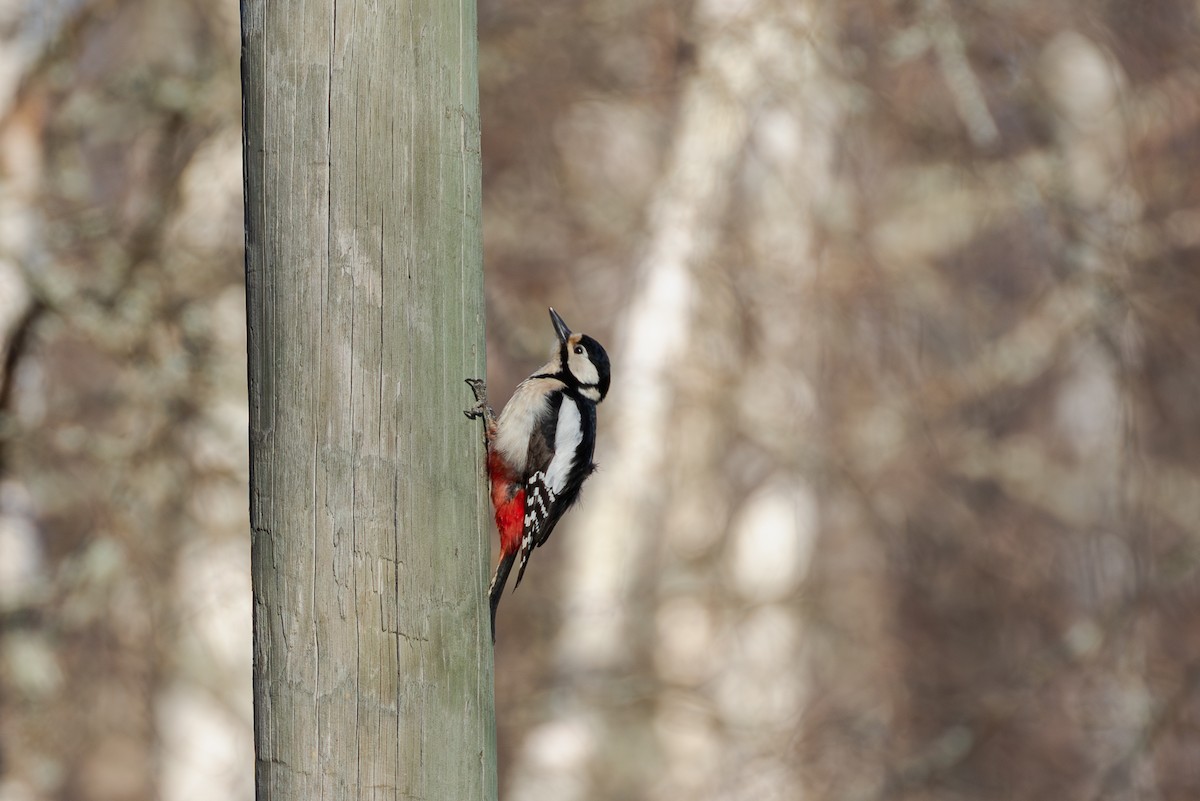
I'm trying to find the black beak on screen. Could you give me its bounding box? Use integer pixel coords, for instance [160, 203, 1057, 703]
[549, 307, 571, 344]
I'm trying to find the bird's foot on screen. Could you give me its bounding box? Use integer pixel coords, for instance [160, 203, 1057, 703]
[463, 378, 494, 424]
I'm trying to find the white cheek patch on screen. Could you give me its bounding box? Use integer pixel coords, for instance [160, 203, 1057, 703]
[568, 352, 599, 387]
[544, 399, 582, 493]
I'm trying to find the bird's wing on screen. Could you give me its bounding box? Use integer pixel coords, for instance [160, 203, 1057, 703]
[513, 394, 584, 588]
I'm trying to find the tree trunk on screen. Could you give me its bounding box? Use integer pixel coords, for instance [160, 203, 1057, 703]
[241, 2, 495, 799]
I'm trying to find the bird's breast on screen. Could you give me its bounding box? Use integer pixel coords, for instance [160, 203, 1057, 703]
[494, 377, 564, 473]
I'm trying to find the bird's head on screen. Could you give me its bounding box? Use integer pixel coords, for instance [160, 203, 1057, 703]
[549, 307, 610, 403]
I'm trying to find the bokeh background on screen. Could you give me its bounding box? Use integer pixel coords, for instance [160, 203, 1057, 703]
[3, 1, 1200, 799]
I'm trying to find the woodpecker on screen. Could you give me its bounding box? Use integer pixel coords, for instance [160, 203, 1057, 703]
[465, 307, 611, 641]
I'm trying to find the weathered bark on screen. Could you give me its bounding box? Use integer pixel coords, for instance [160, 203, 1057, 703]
[241, 2, 495, 799]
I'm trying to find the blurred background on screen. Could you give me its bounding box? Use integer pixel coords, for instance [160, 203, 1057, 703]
[2, 0, 1200, 799]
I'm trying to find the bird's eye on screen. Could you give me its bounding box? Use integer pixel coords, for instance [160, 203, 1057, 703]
[573, 345, 584, 355]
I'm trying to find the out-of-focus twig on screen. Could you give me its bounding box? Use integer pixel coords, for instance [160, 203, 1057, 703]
[919, 0, 1000, 148]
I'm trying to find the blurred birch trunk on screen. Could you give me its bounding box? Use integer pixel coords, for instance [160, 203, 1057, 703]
[241, 1, 495, 798]
[798, 15, 1200, 801]
[505, 1, 842, 799]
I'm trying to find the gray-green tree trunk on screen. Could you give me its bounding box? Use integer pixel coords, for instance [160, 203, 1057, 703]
[241, 2, 495, 799]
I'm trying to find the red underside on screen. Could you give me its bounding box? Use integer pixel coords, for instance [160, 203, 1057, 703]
[494, 490, 525, 557]
[488, 450, 525, 557]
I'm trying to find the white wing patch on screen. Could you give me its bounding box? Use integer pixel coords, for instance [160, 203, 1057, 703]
[523, 474, 553, 534]
[544, 398, 582, 493]
[517, 471, 556, 587]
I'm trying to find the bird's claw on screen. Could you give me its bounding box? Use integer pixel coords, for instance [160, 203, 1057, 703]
[463, 378, 493, 421]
